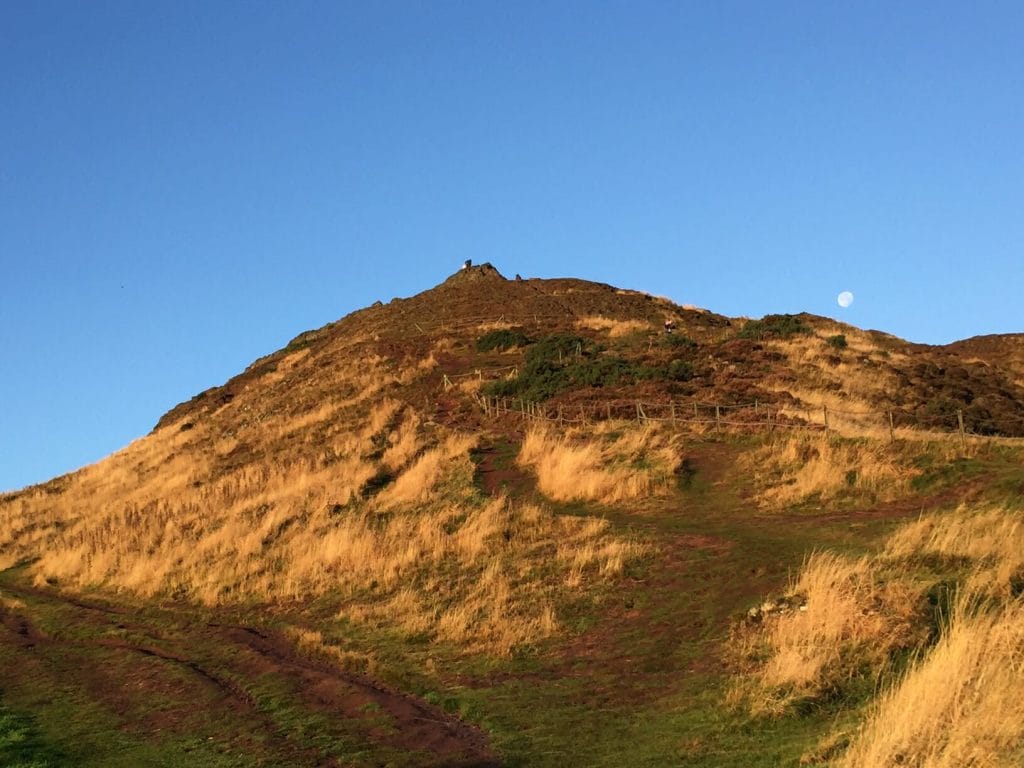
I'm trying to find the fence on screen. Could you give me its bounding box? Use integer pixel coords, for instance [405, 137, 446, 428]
[424, 321, 1024, 445]
[467, 393, 1024, 447]
[442, 366, 519, 389]
[411, 314, 579, 337]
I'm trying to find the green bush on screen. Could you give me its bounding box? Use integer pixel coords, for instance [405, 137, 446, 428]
[484, 332, 698, 400]
[666, 360, 695, 381]
[662, 334, 698, 349]
[738, 314, 810, 341]
[826, 334, 848, 349]
[525, 334, 595, 365]
[476, 328, 533, 352]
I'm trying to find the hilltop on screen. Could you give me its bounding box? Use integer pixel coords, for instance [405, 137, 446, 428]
[2, 264, 1023, 767]
[157, 263, 1023, 439]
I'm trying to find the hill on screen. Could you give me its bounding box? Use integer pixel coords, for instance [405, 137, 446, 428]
[2, 264, 1023, 767]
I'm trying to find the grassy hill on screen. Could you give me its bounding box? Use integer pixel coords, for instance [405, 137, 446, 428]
[2, 264, 1023, 766]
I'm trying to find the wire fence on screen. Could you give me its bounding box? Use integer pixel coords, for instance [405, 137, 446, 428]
[425, 320, 1024, 445]
[466, 392, 1024, 447]
[411, 314, 579, 337]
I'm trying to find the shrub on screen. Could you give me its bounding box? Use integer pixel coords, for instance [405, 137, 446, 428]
[489, 354, 638, 402]
[826, 334, 848, 349]
[476, 328, 533, 352]
[525, 334, 595, 365]
[484, 333, 698, 400]
[738, 314, 810, 341]
[662, 334, 698, 349]
[666, 360, 694, 381]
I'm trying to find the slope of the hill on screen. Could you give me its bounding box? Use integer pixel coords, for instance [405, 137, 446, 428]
[941, 332, 1024, 382]
[2, 263, 1024, 767]
[3, 261, 1023, 622]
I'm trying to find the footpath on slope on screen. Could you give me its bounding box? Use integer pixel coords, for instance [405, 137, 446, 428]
[0, 576, 499, 768]
[459, 433, 988, 766]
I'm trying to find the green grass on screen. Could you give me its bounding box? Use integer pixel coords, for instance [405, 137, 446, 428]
[0, 697, 62, 768]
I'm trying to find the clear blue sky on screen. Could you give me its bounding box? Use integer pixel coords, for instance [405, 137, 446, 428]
[2, 1, 1022, 490]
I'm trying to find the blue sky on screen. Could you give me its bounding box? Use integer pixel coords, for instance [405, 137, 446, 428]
[2, 1, 1022, 490]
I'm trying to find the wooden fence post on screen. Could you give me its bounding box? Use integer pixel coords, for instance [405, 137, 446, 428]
[888, 410, 895, 443]
[670, 401, 676, 426]
[693, 402, 699, 419]
[606, 403, 612, 421]
[715, 405, 721, 434]
[957, 409, 966, 451]
[557, 405, 563, 428]
[823, 406, 829, 432]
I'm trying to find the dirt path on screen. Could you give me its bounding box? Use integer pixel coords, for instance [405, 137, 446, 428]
[0, 581, 499, 767]
[467, 436, 984, 707]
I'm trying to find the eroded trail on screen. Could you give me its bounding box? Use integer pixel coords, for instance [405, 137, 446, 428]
[0, 580, 498, 768]
[446, 438, 997, 766]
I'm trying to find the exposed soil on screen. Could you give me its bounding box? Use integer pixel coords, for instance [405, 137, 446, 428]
[472, 436, 534, 498]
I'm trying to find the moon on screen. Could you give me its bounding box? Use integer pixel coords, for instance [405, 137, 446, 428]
[837, 291, 854, 308]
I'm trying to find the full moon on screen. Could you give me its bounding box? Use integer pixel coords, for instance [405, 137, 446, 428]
[837, 291, 854, 308]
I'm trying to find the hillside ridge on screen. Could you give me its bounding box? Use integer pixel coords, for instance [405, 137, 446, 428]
[152, 265, 1024, 439]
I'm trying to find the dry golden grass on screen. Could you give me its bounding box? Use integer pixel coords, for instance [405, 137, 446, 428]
[733, 552, 919, 715]
[335, 495, 641, 654]
[375, 433, 476, 506]
[886, 505, 1024, 599]
[575, 315, 651, 338]
[839, 591, 1024, 768]
[456, 377, 483, 395]
[766, 328, 912, 436]
[475, 319, 516, 331]
[744, 433, 917, 508]
[517, 424, 682, 504]
[0, 352, 642, 655]
[0, 590, 26, 611]
[285, 626, 376, 674]
[261, 348, 312, 385]
[380, 411, 423, 472]
[737, 500, 1024, 758]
